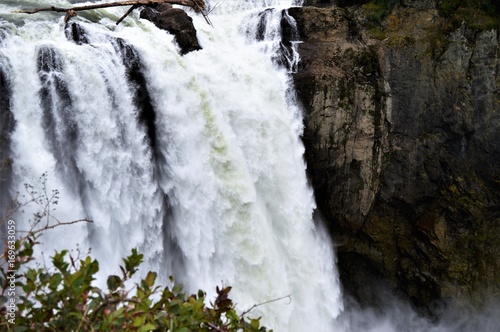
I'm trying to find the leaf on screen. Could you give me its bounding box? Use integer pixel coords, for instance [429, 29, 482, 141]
[25, 268, 37, 281]
[137, 288, 146, 299]
[49, 273, 62, 290]
[68, 269, 83, 286]
[123, 248, 144, 275]
[138, 323, 157, 332]
[144, 271, 157, 288]
[222, 286, 232, 295]
[39, 271, 51, 283]
[176, 328, 190, 332]
[217, 299, 233, 310]
[169, 301, 181, 314]
[52, 250, 69, 273]
[132, 315, 146, 327]
[250, 318, 261, 330]
[108, 307, 126, 320]
[172, 283, 183, 294]
[107, 275, 122, 291]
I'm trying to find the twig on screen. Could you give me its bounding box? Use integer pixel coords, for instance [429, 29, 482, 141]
[19, 218, 93, 236]
[241, 294, 292, 318]
[206, 322, 225, 332]
[192, 0, 211, 25]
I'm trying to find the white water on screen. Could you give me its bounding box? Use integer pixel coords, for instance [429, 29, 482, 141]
[0, 0, 342, 330]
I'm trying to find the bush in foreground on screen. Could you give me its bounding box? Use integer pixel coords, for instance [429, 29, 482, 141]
[1, 242, 270, 331]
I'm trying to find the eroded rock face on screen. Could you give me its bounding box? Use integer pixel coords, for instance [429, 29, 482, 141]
[140, 4, 202, 55]
[0, 58, 14, 216]
[290, 4, 500, 315]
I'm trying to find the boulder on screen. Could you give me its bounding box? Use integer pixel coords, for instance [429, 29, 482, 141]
[140, 5, 202, 55]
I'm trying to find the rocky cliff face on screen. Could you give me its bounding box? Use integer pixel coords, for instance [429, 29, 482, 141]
[0, 52, 13, 216]
[289, 1, 500, 315]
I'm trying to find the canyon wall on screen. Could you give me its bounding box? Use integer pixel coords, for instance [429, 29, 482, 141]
[290, 0, 500, 314]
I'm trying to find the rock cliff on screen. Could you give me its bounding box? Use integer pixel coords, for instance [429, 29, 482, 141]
[289, 0, 500, 315]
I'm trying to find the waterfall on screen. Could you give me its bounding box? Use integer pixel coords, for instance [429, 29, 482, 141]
[0, 0, 342, 330]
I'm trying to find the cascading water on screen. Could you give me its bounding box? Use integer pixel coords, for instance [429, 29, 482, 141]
[0, 0, 343, 330]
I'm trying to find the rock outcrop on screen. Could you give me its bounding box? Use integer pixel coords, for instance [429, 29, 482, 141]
[140, 4, 202, 55]
[290, 1, 500, 315]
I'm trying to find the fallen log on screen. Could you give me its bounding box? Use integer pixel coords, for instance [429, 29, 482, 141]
[12, 0, 209, 25]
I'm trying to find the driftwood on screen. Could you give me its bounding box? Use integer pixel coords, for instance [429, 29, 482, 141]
[12, 0, 209, 25]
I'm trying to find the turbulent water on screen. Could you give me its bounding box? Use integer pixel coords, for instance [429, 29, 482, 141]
[0, 0, 342, 330]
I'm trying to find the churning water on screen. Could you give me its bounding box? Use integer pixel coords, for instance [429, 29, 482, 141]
[0, 0, 342, 330]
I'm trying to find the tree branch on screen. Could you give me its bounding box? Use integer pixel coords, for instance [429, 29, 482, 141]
[115, 5, 138, 25]
[27, 218, 93, 236]
[240, 294, 292, 318]
[206, 322, 225, 332]
[12, 0, 205, 15]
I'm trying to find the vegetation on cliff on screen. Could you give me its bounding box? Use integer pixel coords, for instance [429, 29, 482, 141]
[359, 0, 500, 30]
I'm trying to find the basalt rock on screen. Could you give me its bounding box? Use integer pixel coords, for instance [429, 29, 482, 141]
[140, 4, 202, 55]
[290, 3, 500, 315]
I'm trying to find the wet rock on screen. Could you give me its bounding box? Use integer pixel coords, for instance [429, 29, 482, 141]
[0, 58, 14, 217]
[64, 22, 90, 45]
[140, 5, 202, 55]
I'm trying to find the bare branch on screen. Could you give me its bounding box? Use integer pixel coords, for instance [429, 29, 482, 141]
[116, 5, 138, 25]
[241, 294, 292, 318]
[12, 0, 212, 26]
[12, 0, 205, 15]
[206, 322, 225, 332]
[25, 218, 93, 236]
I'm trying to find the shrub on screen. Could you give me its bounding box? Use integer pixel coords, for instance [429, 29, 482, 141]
[1, 243, 270, 331]
[0, 175, 271, 331]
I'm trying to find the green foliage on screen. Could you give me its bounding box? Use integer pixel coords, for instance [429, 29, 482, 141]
[1, 245, 271, 331]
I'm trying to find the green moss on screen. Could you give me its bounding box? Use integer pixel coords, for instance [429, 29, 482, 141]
[362, 0, 402, 26]
[438, 0, 500, 30]
[451, 7, 499, 30]
[440, 173, 487, 219]
[386, 35, 415, 47]
[368, 27, 387, 40]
